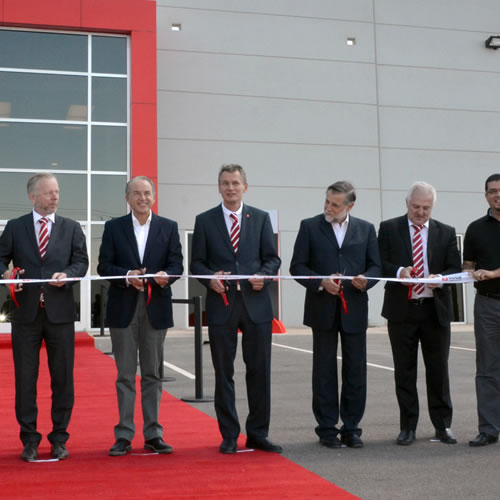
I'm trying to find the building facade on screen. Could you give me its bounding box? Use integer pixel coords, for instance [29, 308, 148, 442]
[2, 1, 500, 330]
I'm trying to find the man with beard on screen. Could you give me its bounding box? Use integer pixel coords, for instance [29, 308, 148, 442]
[290, 181, 381, 449]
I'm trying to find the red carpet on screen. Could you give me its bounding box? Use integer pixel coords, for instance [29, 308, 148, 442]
[0, 333, 358, 499]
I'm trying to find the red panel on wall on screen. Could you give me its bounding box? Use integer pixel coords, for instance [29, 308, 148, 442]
[131, 103, 157, 178]
[4, 0, 81, 27]
[0, 1, 4, 23]
[131, 30, 157, 105]
[81, 0, 155, 32]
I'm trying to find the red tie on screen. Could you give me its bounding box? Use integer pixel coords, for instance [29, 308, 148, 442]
[39, 217, 50, 259]
[230, 213, 240, 253]
[411, 225, 425, 296]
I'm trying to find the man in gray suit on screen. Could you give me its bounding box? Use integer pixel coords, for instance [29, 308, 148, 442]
[191, 164, 281, 454]
[0, 172, 88, 461]
[290, 181, 381, 449]
[98, 176, 183, 456]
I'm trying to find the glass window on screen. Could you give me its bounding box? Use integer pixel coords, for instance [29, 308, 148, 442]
[0, 72, 87, 121]
[93, 36, 127, 75]
[92, 126, 127, 171]
[0, 30, 87, 72]
[91, 174, 127, 221]
[0, 29, 129, 330]
[0, 172, 87, 221]
[0, 122, 86, 170]
[92, 77, 127, 123]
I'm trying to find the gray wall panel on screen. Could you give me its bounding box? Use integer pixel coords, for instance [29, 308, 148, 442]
[376, 24, 500, 72]
[158, 139, 380, 189]
[157, 0, 374, 22]
[158, 51, 376, 104]
[380, 149, 500, 196]
[378, 66, 500, 112]
[158, 8, 375, 62]
[158, 92, 378, 146]
[379, 107, 500, 152]
[375, 0, 500, 32]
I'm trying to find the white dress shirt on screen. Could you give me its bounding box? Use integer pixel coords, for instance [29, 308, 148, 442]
[331, 214, 349, 247]
[132, 211, 152, 263]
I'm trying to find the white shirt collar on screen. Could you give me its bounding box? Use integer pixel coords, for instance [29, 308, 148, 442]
[221, 202, 243, 218]
[132, 210, 152, 227]
[407, 218, 429, 230]
[332, 213, 350, 228]
[33, 210, 55, 225]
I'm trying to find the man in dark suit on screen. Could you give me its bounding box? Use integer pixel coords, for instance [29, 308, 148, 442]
[290, 181, 381, 449]
[191, 164, 281, 454]
[98, 176, 183, 456]
[378, 181, 460, 446]
[0, 172, 88, 461]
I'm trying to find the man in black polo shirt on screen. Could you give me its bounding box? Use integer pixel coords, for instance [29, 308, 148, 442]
[463, 173, 500, 447]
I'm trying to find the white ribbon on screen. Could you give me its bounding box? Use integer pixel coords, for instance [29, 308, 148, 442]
[2, 271, 475, 285]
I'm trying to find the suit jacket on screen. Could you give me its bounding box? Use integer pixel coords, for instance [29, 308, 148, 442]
[97, 212, 183, 329]
[290, 214, 381, 332]
[0, 213, 88, 324]
[190, 204, 281, 326]
[378, 215, 461, 326]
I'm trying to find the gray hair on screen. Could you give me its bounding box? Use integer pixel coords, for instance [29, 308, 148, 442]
[218, 164, 247, 185]
[326, 181, 356, 204]
[27, 172, 57, 195]
[126, 176, 156, 197]
[406, 181, 437, 204]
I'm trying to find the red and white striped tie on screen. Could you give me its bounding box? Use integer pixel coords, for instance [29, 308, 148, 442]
[39, 217, 50, 259]
[230, 213, 240, 253]
[412, 225, 425, 296]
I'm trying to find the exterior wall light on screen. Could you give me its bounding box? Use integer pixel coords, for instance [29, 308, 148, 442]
[485, 35, 500, 49]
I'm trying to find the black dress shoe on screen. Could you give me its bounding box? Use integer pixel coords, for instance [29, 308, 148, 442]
[397, 429, 416, 446]
[435, 428, 457, 444]
[469, 432, 499, 447]
[145, 437, 173, 454]
[219, 438, 237, 454]
[109, 438, 132, 456]
[341, 434, 364, 448]
[319, 436, 343, 449]
[52, 442, 69, 460]
[246, 436, 283, 453]
[21, 442, 39, 462]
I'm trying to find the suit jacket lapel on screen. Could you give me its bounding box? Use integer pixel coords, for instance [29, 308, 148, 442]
[122, 213, 141, 265]
[427, 219, 435, 266]
[319, 216, 339, 249]
[45, 214, 60, 258]
[23, 214, 40, 258]
[239, 205, 250, 251]
[142, 214, 158, 265]
[399, 216, 412, 262]
[214, 206, 235, 254]
[342, 216, 356, 248]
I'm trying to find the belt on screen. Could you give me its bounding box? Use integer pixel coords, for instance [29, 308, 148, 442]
[477, 290, 500, 300]
[409, 297, 434, 305]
